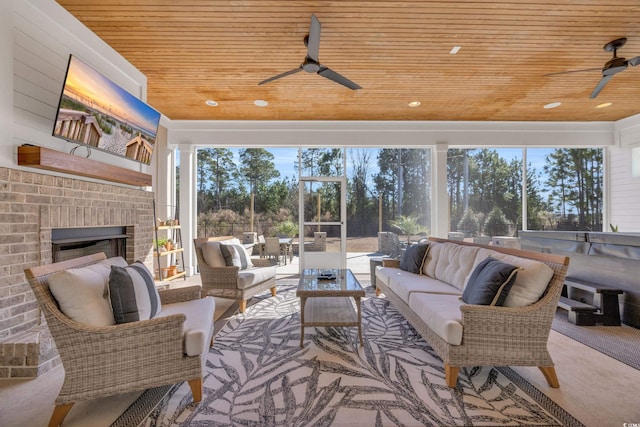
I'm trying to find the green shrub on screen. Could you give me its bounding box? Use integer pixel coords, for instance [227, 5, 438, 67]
[274, 219, 298, 237]
[484, 207, 510, 236]
[457, 209, 479, 237]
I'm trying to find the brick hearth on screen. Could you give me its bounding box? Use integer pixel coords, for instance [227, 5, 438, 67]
[0, 166, 155, 378]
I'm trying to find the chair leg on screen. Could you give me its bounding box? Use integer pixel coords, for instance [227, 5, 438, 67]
[188, 378, 203, 402]
[270, 287, 277, 297]
[210, 312, 215, 347]
[48, 402, 74, 427]
[539, 366, 560, 388]
[238, 300, 247, 313]
[444, 363, 460, 388]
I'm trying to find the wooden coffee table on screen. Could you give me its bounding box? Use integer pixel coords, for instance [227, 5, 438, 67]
[297, 269, 365, 348]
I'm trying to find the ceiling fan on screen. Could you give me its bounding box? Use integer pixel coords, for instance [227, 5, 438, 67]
[546, 38, 640, 98]
[258, 14, 362, 90]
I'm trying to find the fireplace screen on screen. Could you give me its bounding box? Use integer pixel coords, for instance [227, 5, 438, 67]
[52, 227, 128, 263]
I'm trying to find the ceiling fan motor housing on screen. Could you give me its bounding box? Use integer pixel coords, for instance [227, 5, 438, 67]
[603, 57, 628, 75]
[302, 57, 321, 73]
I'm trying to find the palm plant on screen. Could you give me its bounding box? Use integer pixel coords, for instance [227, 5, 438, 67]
[389, 214, 428, 243]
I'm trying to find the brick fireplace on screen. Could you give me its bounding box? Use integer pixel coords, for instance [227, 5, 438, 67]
[0, 166, 155, 378]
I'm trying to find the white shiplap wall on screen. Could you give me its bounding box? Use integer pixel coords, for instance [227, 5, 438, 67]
[611, 115, 640, 232]
[7, 0, 152, 177]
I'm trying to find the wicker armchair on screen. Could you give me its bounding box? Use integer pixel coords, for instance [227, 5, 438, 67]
[24, 253, 213, 427]
[194, 237, 277, 312]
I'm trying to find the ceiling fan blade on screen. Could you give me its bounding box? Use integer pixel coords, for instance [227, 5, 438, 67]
[258, 67, 303, 86]
[318, 66, 362, 90]
[628, 56, 640, 66]
[544, 67, 601, 77]
[590, 74, 613, 98]
[307, 14, 321, 61]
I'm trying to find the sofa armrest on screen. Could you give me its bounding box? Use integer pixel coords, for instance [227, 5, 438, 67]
[49, 312, 194, 400]
[199, 265, 241, 288]
[251, 258, 273, 268]
[158, 285, 202, 304]
[382, 259, 401, 268]
[460, 298, 557, 343]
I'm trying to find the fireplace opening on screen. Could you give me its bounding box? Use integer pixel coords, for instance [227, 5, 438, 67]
[52, 226, 128, 262]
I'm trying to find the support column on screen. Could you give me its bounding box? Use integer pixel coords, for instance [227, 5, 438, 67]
[431, 142, 449, 238]
[179, 144, 196, 275]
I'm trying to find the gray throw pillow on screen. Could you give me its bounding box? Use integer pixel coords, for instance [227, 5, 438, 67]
[220, 244, 254, 270]
[399, 242, 430, 274]
[109, 262, 161, 324]
[462, 257, 520, 306]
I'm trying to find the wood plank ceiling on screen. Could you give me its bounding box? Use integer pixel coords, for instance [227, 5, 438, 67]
[56, 1, 640, 122]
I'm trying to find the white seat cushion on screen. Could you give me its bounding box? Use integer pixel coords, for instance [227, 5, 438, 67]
[377, 267, 461, 302]
[374, 266, 394, 286]
[409, 293, 464, 345]
[237, 266, 276, 290]
[156, 296, 215, 356]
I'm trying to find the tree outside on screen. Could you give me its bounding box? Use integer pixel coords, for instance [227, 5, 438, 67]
[448, 148, 603, 237]
[194, 148, 432, 246]
[191, 146, 603, 247]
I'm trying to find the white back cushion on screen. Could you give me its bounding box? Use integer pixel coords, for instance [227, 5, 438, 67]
[200, 239, 241, 267]
[467, 247, 554, 307]
[424, 242, 480, 290]
[201, 242, 225, 267]
[48, 260, 126, 326]
[489, 252, 554, 307]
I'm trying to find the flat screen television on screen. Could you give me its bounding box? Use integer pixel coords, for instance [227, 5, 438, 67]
[52, 55, 161, 165]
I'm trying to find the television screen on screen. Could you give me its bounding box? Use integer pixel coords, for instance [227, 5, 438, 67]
[52, 55, 161, 165]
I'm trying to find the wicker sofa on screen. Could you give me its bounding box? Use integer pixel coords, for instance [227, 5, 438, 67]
[375, 237, 569, 389]
[194, 236, 277, 312]
[24, 253, 214, 427]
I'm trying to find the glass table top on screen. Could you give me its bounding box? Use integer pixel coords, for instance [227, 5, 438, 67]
[297, 269, 363, 294]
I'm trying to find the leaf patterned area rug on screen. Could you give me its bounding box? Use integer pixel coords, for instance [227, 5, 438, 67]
[117, 284, 584, 427]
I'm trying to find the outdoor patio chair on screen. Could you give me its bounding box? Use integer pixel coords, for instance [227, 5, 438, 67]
[264, 236, 283, 265]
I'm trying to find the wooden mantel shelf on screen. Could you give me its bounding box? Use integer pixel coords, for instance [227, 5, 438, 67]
[17, 145, 152, 187]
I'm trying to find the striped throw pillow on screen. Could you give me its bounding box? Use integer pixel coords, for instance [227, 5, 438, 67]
[109, 262, 162, 324]
[220, 244, 254, 270]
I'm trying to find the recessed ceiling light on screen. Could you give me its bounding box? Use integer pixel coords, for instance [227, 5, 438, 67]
[450, 46, 461, 54]
[254, 100, 268, 107]
[408, 101, 421, 107]
[596, 102, 613, 109]
[543, 102, 561, 109]
[205, 100, 218, 107]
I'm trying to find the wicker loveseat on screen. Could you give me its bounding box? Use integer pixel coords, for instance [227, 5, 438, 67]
[375, 237, 570, 389]
[24, 253, 214, 427]
[194, 236, 277, 312]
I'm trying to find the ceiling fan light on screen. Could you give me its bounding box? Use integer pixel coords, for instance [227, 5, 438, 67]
[543, 102, 561, 109]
